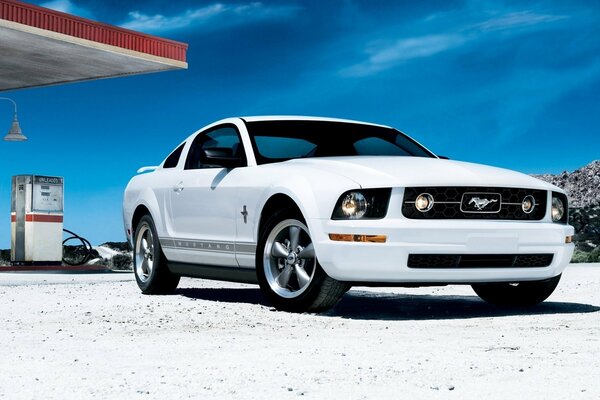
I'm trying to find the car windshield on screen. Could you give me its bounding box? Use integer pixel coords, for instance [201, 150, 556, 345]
[245, 120, 435, 164]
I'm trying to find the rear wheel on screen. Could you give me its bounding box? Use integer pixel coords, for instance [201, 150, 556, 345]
[134, 215, 180, 294]
[257, 211, 350, 313]
[472, 274, 561, 307]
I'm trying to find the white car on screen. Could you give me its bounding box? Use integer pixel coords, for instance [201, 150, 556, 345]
[123, 116, 574, 312]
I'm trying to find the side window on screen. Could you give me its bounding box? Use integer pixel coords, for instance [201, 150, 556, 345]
[185, 126, 246, 169]
[163, 143, 185, 168]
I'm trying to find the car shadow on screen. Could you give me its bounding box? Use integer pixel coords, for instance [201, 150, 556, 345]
[326, 290, 600, 321]
[176, 287, 600, 321]
[177, 287, 271, 307]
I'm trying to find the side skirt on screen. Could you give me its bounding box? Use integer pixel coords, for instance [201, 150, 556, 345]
[168, 262, 259, 285]
[345, 282, 450, 288]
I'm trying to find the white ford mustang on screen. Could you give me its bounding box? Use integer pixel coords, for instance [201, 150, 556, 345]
[123, 116, 574, 312]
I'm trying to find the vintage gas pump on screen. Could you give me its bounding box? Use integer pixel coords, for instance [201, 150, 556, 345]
[10, 175, 64, 265]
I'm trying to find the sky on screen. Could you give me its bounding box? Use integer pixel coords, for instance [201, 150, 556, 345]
[0, 0, 599, 247]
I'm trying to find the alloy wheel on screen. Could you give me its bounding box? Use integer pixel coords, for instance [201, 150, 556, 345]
[263, 219, 316, 298]
[135, 223, 155, 283]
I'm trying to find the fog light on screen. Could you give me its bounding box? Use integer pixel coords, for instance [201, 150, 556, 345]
[521, 195, 535, 214]
[552, 197, 565, 221]
[415, 193, 434, 212]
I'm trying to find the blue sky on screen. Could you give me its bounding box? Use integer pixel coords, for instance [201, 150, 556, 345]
[0, 0, 599, 247]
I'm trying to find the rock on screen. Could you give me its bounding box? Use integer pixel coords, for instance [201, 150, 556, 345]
[532, 160, 600, 208]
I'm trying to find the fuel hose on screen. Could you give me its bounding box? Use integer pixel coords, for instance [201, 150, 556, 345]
[62, 229, 93, 266]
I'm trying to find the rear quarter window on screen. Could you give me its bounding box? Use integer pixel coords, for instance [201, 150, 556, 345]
[163, 143, 185, 168]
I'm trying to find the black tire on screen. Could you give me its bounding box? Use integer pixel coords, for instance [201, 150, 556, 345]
[133, 214, 180, 294]
[256, 209, 350, 313]
[472, 274, 561, 307]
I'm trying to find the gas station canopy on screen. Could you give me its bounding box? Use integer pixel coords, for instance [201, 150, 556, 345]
[0, 0, 188, 91]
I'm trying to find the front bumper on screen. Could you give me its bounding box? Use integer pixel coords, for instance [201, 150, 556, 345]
[309, 218, 574, 283]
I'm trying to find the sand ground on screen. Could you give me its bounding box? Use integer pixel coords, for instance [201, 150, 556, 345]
[0, 264, 598, 399]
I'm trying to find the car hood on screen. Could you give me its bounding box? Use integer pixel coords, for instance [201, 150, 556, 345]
[285, 157, 560, 190]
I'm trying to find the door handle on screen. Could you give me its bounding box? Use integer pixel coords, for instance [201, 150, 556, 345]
[173, 182, 184, 193]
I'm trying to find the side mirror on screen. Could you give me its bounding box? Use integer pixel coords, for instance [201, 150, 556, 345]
[201, 148, 245, 168]
[437, 155, 450, 160]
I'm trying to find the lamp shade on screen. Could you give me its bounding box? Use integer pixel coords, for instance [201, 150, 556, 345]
[4, 116, 27, 141]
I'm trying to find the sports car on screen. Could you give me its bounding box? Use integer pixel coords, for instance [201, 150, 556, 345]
[123, 116, 574, 312]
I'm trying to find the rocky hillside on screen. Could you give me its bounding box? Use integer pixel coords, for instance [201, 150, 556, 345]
[533, 160, 600, 263]
[0, 243, 132, 269]
[533, 160, 600, 208]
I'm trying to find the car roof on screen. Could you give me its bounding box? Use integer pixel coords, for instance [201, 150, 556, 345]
[239, 115, 392, 129]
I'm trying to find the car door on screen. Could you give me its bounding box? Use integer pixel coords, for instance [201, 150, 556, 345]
[168, 124, 247, 267]
[149, 142, 187, 262]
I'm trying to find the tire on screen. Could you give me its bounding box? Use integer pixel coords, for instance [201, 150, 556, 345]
[256, 210, 350, 313]
[471, 274, 561, 307]
[133, 214, 180, 294]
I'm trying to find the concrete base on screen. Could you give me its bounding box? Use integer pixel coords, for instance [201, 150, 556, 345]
[0, 264, 111, 272]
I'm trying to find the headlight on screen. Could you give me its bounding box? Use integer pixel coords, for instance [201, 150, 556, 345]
[341, 192, 368, 219]
[551, 195, 565, 222]
[331, 189, 391, 220]
[415, 193, 434, 212]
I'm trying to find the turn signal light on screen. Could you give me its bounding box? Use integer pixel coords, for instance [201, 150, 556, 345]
[565, 236, 573, 244]
[329, 234, 387, 243]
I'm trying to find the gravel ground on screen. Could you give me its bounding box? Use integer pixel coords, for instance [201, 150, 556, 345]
[0, 264, 599, 399]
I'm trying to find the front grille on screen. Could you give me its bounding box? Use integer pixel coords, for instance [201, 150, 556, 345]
[402, 187, 547, 220]
[407, 254, 554, 268]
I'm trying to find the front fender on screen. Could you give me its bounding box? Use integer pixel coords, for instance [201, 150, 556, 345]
[253, 167, 360, 242]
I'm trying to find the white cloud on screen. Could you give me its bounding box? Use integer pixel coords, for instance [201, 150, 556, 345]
[341, 9, 569, 78]
[40, 0, 94, 19]
[120, 2, 300, 33]
[342, 34, 466, 77]
[473, 11, 568, 32]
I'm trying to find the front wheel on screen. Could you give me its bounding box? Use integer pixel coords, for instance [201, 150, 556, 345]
[256, 213, 350, 313]
[472, 274, 561, 307]
[134, 215, 180, 294]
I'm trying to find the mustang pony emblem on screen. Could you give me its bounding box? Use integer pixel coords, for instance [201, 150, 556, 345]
[469, 197, 498, 210]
